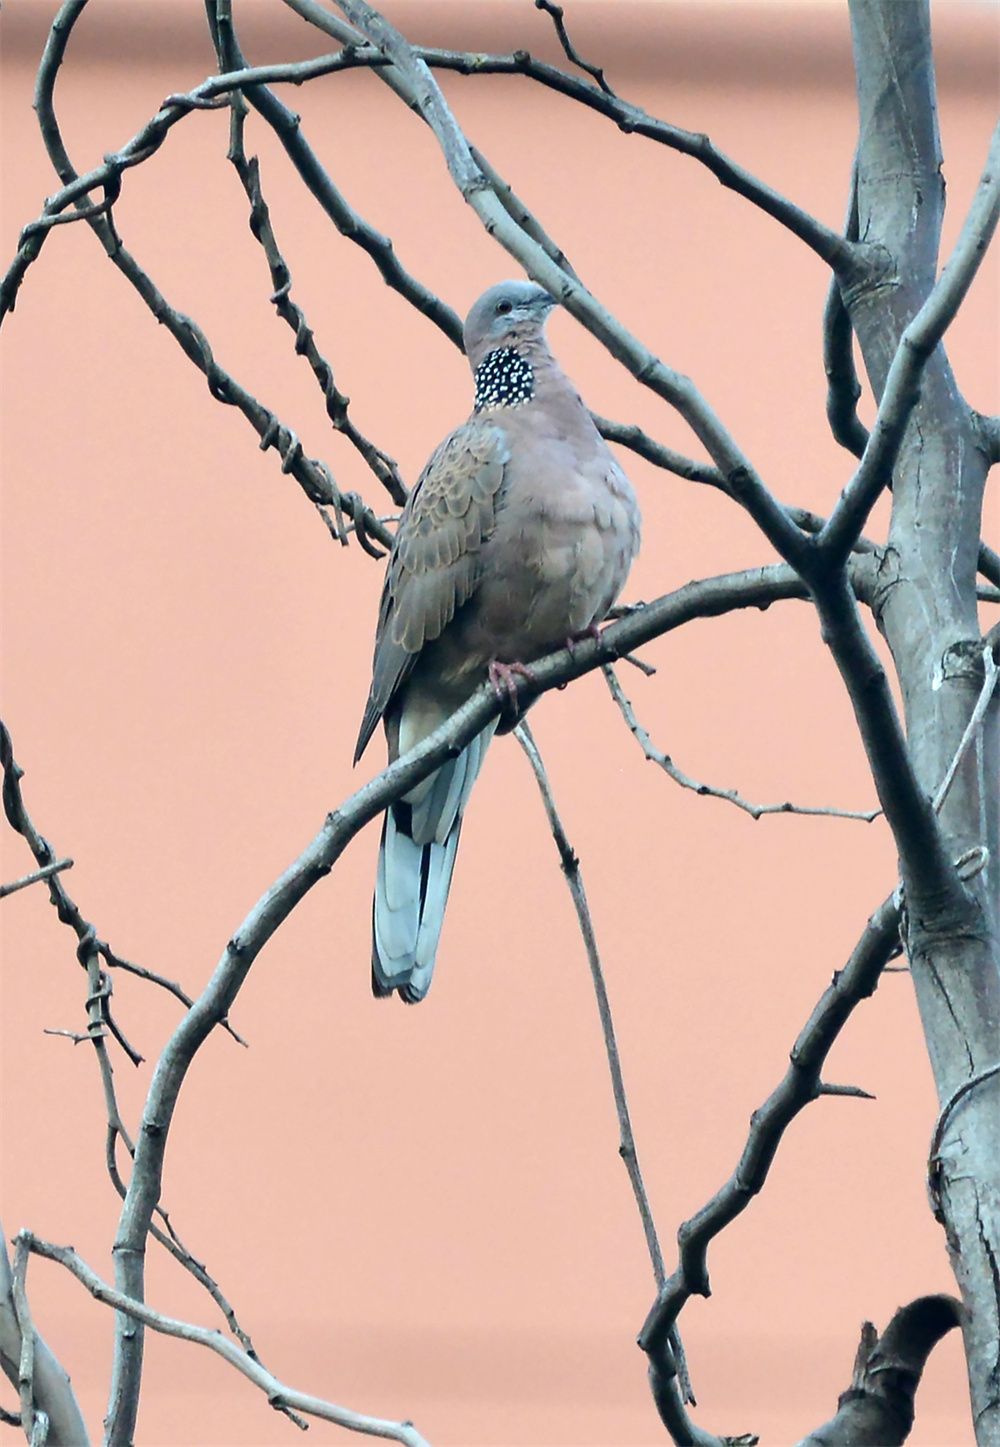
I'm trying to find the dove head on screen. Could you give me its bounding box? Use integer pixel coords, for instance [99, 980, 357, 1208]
[464, 282, 558, 411]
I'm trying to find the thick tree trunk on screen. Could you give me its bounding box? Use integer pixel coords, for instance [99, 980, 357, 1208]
[844, 3, 1000, 1440]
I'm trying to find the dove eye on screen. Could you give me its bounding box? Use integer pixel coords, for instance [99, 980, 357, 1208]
[495, 300, 513, 315]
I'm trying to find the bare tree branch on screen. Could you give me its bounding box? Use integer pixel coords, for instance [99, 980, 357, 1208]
[0, 1227, 90, 1447]
[27, 4, 393, 558]
[809, 575, 965, 909]
[980, 542, 1000, 592]
[282, 0, 854, 270]
[207, 0, 462, 345]
[514, 722, 693, 1405]
[206, 9, 407, 508]
[604, 666, 881, 822]
[0, 47, 365, 322]
[639, 895, 901, 1440]
[823, 157, 869, 460]
[533, 0, 617, 96]
[592, 417, 725, 487]
[842, 8, 1000, 1429]
[0, 719, 241, 1050]
[796, 1296, 962, 1447]
[225, 121, 407, 507]
[334, 1, 820, 575]
[17, 1234, 430, 1447]
[0, 859, 72, 899]
[469, 142, 579, 279]
[0, 715, 269, 1398]
[99, 562, 814, 1442]
[100, 946, 248, 1048]
[818, 121, 1000, 561]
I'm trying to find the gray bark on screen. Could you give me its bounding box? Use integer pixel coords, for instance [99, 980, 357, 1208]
[0, 1226, 91, 1446]
[844, 3, 1000, 1439]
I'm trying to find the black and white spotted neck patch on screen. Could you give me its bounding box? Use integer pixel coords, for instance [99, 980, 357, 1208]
[473, 347, 535, 412]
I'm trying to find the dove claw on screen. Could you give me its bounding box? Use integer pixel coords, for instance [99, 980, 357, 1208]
[488, 659, 536, 710]
[565, 622, 603, 658]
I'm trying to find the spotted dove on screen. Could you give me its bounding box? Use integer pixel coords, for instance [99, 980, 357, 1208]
[355, 280, 641, 1002]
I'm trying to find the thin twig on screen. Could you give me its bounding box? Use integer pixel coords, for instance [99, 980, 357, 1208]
[470, 144, 579, 279]
[0, 719, 145, 1067]
[0, 859, 73, 899]
[100, 944, 247, 1047]
[42, 1027, 95, 1045]
[11, 1237, 39, 1443]
[0, 715, 264, 1400]
[17, 1234, 430, 1447]
[604, 667, 880, 822]
[0, 1229, 90, 1446]
[284, 0, 852, 269]
[209, 0, 461, 343]
[534, 0, 617, 96]
[29, 5, 392, 558]
[211, 16, 406, 507]
[0, 49, 373, 322]
[514, 722, 695, 1403]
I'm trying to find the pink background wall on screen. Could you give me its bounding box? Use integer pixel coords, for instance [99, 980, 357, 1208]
[2, 3, 997, 1443]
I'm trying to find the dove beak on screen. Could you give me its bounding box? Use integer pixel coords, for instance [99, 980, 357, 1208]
[531, 287, 558, 314]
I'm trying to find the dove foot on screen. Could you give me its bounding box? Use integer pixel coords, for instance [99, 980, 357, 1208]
[565, 623, 604, 658]
[488, 659, 536, 711]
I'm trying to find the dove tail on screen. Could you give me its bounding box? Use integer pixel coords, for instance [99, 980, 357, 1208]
[371, 724, 496, 1002]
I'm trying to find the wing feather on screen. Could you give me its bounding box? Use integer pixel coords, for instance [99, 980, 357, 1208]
[353, 421, 509, 762]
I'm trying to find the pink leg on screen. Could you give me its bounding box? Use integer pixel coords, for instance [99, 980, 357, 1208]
[565, 622, 603, 658]
[488, 659, 536, 709]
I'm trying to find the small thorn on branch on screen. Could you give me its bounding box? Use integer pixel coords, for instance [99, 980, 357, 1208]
[818, 1081, 876, 1100]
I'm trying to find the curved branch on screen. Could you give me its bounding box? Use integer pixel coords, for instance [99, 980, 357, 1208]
[214, 68, 406, 504]
[0, 45, 365, 322]
[515, 722, 694, 1404]
[18, 1235, 430, 1447]
[796, 1296, 962, 1447]
[281, 0, 853, 270]
[30, 2, 393, 557]
[0, 1227, 90, 1447]
[210, 0, 463, 345]
[639, 895, 901, 1441]
[533, 0, 617, 96]
[604, 667, 880, 822]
